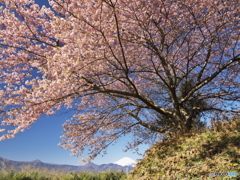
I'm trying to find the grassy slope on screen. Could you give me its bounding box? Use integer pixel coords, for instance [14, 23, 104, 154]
[128, 118, 240, 180]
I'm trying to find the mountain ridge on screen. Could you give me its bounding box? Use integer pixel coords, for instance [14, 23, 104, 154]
[0, 157, 134, 173]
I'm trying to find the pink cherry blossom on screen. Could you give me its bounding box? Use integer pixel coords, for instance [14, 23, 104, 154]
[0, 0, 239, 162]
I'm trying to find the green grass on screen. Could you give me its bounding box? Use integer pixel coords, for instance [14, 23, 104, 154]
[0, 169, 127, 180]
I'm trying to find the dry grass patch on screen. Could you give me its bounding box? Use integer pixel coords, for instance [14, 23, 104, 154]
[128, 118, 240, 180]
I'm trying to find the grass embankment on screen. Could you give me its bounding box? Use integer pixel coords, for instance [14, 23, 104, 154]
[0, 170, 127, 180]
[128, 118, 240, 180]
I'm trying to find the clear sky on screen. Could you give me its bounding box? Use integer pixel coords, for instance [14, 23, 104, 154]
[0, 108, 149, 165]
[0, 0, 150, 166]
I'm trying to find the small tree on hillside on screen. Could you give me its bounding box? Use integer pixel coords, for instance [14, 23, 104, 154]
[0, 0, 239, 161]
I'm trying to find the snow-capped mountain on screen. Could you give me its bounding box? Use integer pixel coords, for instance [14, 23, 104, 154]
[0, 157, 134, 173]
[114, 157, 136, 167]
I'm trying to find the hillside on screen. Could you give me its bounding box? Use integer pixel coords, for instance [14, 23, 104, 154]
[128, 118, 240, 180]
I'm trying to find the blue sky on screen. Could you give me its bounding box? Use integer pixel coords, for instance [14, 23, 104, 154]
[0, 0, 149, 166]
[0, 108, 149, 165]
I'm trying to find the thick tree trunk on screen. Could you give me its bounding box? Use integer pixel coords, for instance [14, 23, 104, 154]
[185, 118, 193, 132]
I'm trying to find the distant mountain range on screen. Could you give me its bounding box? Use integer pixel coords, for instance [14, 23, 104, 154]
[0, 157, 134, 173]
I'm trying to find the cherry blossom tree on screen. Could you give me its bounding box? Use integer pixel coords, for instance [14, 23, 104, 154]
[0, 0, 239, 161]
